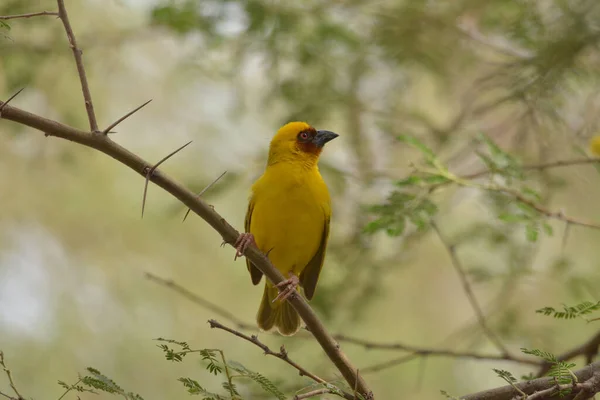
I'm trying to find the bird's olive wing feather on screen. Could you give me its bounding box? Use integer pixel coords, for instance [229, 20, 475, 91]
[300, 214, 330, 300]
[245, 197, 263, 285]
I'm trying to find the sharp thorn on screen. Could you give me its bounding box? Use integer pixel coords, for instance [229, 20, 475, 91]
[182, 170, 227, 222]
[102, 99, 152, 135]
[0, 87, 25, 114]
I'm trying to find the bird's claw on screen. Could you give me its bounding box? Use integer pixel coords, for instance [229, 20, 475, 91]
[273, 274, 300, 303]
[234, 233, 255, 260]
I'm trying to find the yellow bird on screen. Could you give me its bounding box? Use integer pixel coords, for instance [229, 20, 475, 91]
[590, 136, 600, 156]
[234, 122, 338, 335]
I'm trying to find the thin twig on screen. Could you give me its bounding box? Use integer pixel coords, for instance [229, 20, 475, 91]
[182, 170, 228, 222]
[294, 388, 332, 399]
[0, 11, 58, 20]
[462, 158, 600, 181]
[0, 352, 23, 400]
[57, 0, 98, 133]
[431, 222, 510, 356]
[0, 88, 25, 117]
[102, 99, 152, 134]
[207, 320, 354, 400]
[145, 272, 256, 331]
[333, 334, 539, 366]
[360, 353, 421, 374]
[141, 141, 193, 218]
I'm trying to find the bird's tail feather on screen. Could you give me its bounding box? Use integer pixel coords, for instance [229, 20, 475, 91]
[257, 284, 300, 336]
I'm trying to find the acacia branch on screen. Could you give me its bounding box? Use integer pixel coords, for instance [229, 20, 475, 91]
[461, 362, 600, 400]
[208, 320, 353, 400]
[57, 0, 99, 133]
[0, 100, 372, 399]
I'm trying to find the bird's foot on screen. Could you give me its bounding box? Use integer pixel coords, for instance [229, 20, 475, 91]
[273, 274, 300, 303]
[234, 233, 255, 260]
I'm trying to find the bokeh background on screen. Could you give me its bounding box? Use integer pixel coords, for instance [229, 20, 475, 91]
[2, 0, 600, 399]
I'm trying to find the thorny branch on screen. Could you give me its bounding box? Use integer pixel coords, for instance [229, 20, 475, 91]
[208, 320, 353, 400]
[0, 97, 372, 399]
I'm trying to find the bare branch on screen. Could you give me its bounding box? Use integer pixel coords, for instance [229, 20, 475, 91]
[462, 363, 600, 400]
[0, 11, 58, 20]
[102, 99, 152, 134]
[57, 0, 98, 133]
[141, 140, 193, 218]
[145, 272, 256, 331]
[182, 170, 228, 222]
[432, 222, 510, 356]
[208, 320, 354, 400]
[0, 88, 24, 116]
[0, 101, 372, 398]
[0, 352, 23, 400]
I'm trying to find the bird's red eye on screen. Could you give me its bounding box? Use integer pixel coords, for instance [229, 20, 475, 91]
[298, 131, 310, 141]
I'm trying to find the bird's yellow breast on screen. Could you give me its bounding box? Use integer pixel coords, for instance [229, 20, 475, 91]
[249, 164, 330, 276]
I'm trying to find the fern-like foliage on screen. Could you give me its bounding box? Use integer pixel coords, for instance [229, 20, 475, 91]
[178, 377, 226, 399]
[80, 367, 144, 400]
[154, 339, 286, 400]
[521, 348, 577, 388]
[536, 301, 600, 320]
[227, 361, 286, 400]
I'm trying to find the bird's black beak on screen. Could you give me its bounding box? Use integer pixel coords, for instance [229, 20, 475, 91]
[312, 130, 339, 148]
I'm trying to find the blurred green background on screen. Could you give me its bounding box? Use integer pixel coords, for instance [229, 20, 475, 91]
[2, 0, 600, 399]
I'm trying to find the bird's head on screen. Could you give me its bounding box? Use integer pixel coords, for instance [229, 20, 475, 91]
[267, 121, 338, 167]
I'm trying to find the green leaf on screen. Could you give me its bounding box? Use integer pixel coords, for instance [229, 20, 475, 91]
[493, 368, 517, 383]
[542, 222, 553, 236]
[525, 223, 538, 242]
[521, 348, 556, 363]
[498, 213, 530, 223]
[521, 187, 542, 202]
[395, 175, 422, 187]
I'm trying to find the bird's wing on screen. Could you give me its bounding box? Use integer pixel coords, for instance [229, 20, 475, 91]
[299, 212, 330, 300]
[245, 196, 263, 285]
